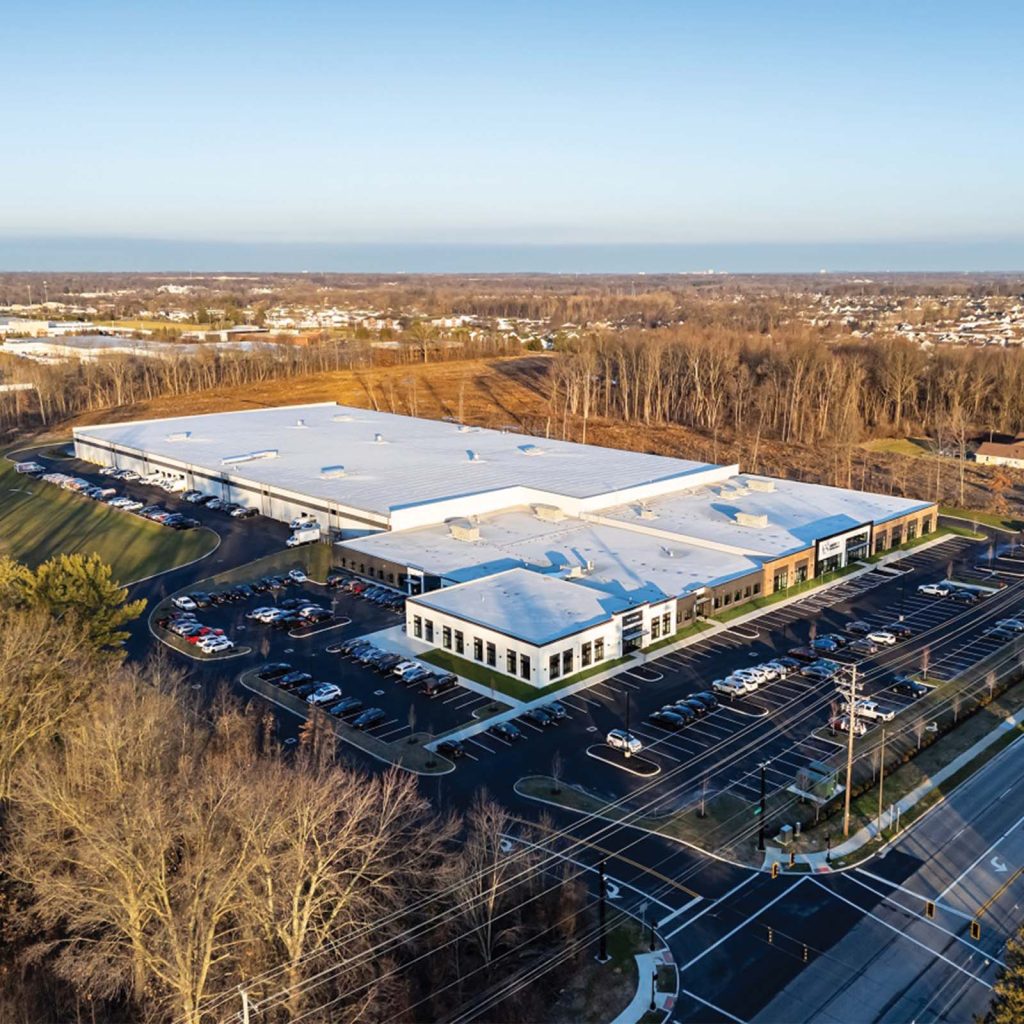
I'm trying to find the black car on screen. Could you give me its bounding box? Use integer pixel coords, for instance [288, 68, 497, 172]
[891, 677, 929, 699]
[422, 672, 458, 697]
[812, 634, 846, 653]
[677, 697, 708, 717]
[788, 646, 818, 663]
[845, 620, 873, 636]
[374, 653, 404, 673]
[293, 683, 320, 699]
[277, 670, 312, 688]
[774, 656, 803, 673]
[950, 589, 979, 605]
[189, 592, 212, 608]
[666, 702, 697, 724]
[251, 579, 271, 593]
[437, 739, 465, 760]
[233, 584, 255, 600]
[272, 613, 304, 630]
[522, 706, 555, 726]
[256, 662, 292, 681]
[885, 622, 914, 639]
[326, 572, 348, 588]
[302, 609, 332, 624]
[489, 721, 524, 742]
[545, 701, 569, 720]
[649, 709, 686, 730]
[351, 707, 387, 730]
[328, 696, 364, 717]
[689, 691, 719, 712]
[208, 591, 231, 605]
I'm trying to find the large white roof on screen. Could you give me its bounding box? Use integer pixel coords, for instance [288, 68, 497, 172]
[345, 507, 761, 604]
[408, 568, 629, 646]
[597, 475, 933, 557]
[74, 403, 722, 521]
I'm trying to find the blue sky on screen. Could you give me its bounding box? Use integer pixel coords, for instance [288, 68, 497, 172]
[2, 0, 1023, 269]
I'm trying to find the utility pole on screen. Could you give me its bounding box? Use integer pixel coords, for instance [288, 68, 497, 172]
[877, 728, 886, 836]
[598, 860, 609, 962]
[758, 761, 768, 852]
[843, 666, 858, 839]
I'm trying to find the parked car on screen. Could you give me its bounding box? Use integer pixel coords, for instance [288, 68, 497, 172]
[288, 568, 308, 583]
[845, 620, 874, 636]
[328, 697, 364, 717]
[788, 646, 818, 663]
[172, 595, 197, 611]
[950, 589, 979, 605]
[277, 671, 313, 689]
[677, 697, 709, 718]
[891, 678, 929, 699]
[293, 683, 320, 700]
[402, 666, 432, 685]
[885, 622, 914, 639]
[996, 618, 1024, 634]
[351, 708, 387, 730]
[867, 630, 898, 646]
[257, 663, 292, 680]
[851, 699, 895, 722]
[308, 683, 342, 706]
[198, 637, 234, 654]
[231, 506, 258, 519]
[605, 728, 642, 754]
[523, 706, 556, 726]
[649, 709, 687, 730]
[374, 653, 404, 673]
[918, 582, 951, 597]
[812, 635, 845, 654]
[712, 676, 756, 697]
[846, 638, 879, 656]
[422, 672, 458, 697]
[545, 701, 569, 719]
[489, 721, 524, 742]
[688, 691, 719, 712]
[437, 739, 465, 759]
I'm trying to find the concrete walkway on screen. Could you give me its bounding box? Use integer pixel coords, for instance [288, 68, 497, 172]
[361, 533, 960, 746]
[764, 708, 1024, 871]
[610, 948, 676, 1024]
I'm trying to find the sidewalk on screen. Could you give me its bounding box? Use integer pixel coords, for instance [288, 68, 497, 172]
[610, 949, 676, 1024]
[764, 708, 1024, 871]
[366, 533, 958, 746]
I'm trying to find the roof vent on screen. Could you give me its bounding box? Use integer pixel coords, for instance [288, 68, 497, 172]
[447, 518, 480, 542]
[467, 449, 481, 462]
[531, 503, 565, 522]
[747, 478, 776, 493]
[332, 413, 354, 422]
[735, 511, 769, 528]
[661, 546, 676, 558]
[374, 432, 385, 443]
[222, 449, 278, 465]
[165, 431, 191, 442]
[518, 443, 543, 456]
[320, 465, 346, 479]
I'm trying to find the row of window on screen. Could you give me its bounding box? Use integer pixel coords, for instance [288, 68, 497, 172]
[713, 581, 763, 610]
[549, 637, 606, 680]
[649, 610, 674, 640]
[412, 616, 539, 681]
[337, 555, 399, 586]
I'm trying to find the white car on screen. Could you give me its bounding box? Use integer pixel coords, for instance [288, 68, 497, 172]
[393, 660, 421, 676]
[852, 699, 895, 722]
[712, 676, 757, 696]
[98, 465, 119, 476]
[866, 630, 897, 646]
[606, 729, 643, 754]
[308, 683, 342, 706]
[288, 569, 308, 583]
[122, 500, 144, 512]
[198, 636, 234, 654]
[172, 596, 198, 612]
[918, 583, 951, 597]
[256, 608, 287, 623]
[107, 496, 130, 507]
[118, 469, 140, 481]
[732, 667, 767, 685]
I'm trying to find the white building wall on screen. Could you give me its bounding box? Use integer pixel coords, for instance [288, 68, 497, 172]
[405, 603, 622, 689]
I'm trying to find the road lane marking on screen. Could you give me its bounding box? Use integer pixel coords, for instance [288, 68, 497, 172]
[937, 809, 1024, 899]
[680, 990, 747, 1024]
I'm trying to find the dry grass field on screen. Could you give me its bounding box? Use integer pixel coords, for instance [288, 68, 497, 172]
[63, 354, 1024, 521]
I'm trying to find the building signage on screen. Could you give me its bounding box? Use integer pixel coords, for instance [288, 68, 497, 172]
[816, 523, 873, 565]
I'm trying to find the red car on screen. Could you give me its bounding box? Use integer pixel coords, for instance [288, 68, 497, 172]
[184, 626, 224, 643]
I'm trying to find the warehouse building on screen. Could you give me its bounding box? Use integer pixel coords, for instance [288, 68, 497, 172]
[74, 402, 937, 687]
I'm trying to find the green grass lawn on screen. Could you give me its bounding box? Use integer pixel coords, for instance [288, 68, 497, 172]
[0, 458, 217, 583]
[860, 437, 933, 458]
[940, 506, 1024, 532]
[421, 648, 633, 702]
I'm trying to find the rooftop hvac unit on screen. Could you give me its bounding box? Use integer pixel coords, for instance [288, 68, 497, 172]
[320, 465, 346, 479]
[332, 413, 354, 422]
[374, 432, 385, 443]
[735, 511, 769, 529]
[294, 418, 307, 428]
[531, 503, 565, 522]
[447, 518, 480, 542]
[518, 443, 543, 456]
[466, 449, 481, 462]
[747, 478, 776, 493]
[165, 431, 191, 442]
[221, 449, 278, 465]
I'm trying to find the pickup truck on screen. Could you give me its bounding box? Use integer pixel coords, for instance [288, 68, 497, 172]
[850, 699, 895, 722]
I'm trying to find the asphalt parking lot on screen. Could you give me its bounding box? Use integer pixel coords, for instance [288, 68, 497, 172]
[443, 533, 1024, 814]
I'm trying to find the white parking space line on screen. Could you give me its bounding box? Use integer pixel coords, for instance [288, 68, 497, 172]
[467, 737, 496, 754]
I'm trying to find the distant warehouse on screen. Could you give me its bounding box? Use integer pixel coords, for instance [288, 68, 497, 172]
[74, 403, 937, 687]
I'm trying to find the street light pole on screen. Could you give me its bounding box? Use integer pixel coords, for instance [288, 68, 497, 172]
[877, 727, 886, 836]
[598, 860, 608, 962]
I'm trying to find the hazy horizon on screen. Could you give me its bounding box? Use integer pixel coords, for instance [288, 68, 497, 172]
[1, 237, 1023, 275]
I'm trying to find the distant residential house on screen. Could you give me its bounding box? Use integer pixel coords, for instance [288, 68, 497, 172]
[975, 435, 1024, 470]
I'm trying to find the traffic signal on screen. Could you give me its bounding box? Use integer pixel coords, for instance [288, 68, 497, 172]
[925, 900, 935, 919]
[970, 920, 981, 941]
[766, 926, 774, 944]
[802, 944, 809, 962]
[771, 862, 780, 879]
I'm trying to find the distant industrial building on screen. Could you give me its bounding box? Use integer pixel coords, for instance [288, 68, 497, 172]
[74, 403, 937, 687]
